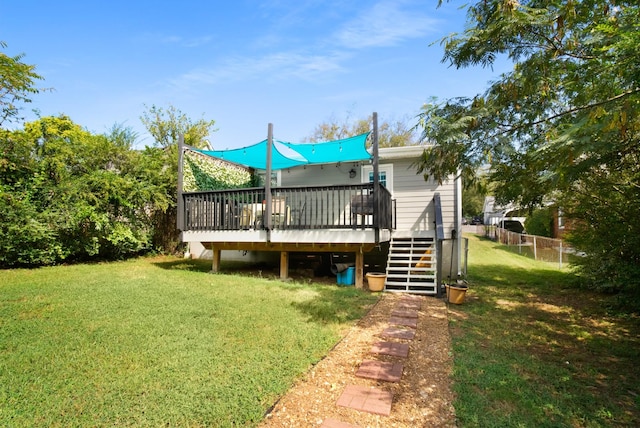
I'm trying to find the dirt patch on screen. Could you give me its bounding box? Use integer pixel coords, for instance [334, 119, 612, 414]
[259, 293, 456, 427]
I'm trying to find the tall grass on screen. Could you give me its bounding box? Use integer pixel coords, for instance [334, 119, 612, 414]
[0, 257, 377, 427]
[452, 234, 640, 427]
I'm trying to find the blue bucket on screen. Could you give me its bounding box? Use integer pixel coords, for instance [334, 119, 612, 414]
[337, 266, 355, 286]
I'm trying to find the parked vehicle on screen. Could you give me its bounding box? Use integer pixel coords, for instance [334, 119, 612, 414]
[500, 219, 525, 234]
[470, 216, 483, 225]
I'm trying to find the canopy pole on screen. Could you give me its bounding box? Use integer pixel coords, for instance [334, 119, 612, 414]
[177, 133, 185, 231]
[372, 112, 380, 243]
[265, 124, 273, 235]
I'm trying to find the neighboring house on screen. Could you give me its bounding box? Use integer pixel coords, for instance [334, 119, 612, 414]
[482, 196, 526, 230]
[177, 125, 463, 295]
[551, 206, 576, 239]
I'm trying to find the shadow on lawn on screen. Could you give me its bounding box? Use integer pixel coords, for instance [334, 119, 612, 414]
[151, 258, 212, 272]
[456, 261, 640, 425]
[151, 258, 277, 275]
[151, 258, 380, 327]
[288, 285, 380, 326]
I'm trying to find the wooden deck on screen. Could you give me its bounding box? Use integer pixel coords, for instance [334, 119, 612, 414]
[178, 183, 394, 288]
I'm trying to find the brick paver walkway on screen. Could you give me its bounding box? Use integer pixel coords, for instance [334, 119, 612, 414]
[333, 294, 422, 423]
[336, 385, 394, 416]
[370, 341, 410, 358]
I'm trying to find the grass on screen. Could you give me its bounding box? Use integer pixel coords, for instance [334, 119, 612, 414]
[452, 234, 640, 427]
[0, 256, 378, 427]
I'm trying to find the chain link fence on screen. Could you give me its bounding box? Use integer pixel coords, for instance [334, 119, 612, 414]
[477, 225, 571, 268]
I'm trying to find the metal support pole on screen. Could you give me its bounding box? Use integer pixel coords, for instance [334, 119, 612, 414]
[372, 112, 380, 244]
[177, 134, 185, 231]
[559, 240, 563, 269]
[265, 123, 273, 236]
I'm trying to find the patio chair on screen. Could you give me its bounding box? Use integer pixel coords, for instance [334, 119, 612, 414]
[270, 197, 289, 227]
[351, 194, 374, 227]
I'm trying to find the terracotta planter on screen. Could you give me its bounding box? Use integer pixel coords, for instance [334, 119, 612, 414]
[366, 272, 386, 292]
[446, 284, 468, 304]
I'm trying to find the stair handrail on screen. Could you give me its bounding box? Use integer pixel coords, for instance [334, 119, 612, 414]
[433, 192, 445, 242]
[433, 193, 445, 297]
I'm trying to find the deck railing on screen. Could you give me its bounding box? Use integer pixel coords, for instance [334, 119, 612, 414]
[182, 183, 393, 232]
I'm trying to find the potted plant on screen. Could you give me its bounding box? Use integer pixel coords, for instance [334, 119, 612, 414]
[365, 272, 386, 292]
[445, 277, 469, 304]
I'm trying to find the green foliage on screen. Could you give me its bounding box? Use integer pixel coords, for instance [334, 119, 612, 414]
[139, 104, 218, 252]
[183, 150, 252, 192]
[419, 1, 640, 296]
[0, 186, 66, 265]
[564, 157, 640, 301]
[140, 104, 216, 149]
[0, 116, 171, 267]
[462, 176, 488, 217]
[524, 206, 553, 237]
[0, 41, 44, 126]
[306, 113, 419, 147]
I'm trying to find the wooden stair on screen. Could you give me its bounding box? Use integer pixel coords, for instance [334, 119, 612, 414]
[384, 235, 438, 294]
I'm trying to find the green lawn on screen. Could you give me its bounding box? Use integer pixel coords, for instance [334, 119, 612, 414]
[452, 234, 640, 427]
[0, 257, 378, 427]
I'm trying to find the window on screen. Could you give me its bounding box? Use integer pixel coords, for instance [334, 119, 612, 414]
[368, 170, 387, 187]
[256, 170, 281, 187]
[558, 208, 565, 229]
[362, 164, 393, 194]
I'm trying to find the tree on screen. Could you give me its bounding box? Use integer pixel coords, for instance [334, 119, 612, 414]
[417, 1, 640, 299]
[306, 113, 419, 147]
[0, 41, 44, 126]
[0, 116, 170, 266]
[140, 104, 216, 149]
[139, 104, 218, 253]
[462, 176, 488, 217]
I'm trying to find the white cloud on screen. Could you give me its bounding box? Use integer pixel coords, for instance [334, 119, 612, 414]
[167, 51, 348, 90]
[163, 1, 437, 93]
[335, 0, 437, 49]
[140, 33, 213, 48]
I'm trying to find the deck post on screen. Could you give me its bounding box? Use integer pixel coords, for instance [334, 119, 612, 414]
[372, 112, 380, 244]
[265, 123, 273, 236]
[280, 251, 289, 280]
[355, 249, 364, 289]
[177, 134, 185, 231]
[212, 246, 221, 273]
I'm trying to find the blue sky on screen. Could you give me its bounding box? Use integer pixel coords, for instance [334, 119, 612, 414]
[1, 0, 510, 149]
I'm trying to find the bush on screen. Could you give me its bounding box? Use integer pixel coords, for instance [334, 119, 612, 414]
[524, 207, 553, 237]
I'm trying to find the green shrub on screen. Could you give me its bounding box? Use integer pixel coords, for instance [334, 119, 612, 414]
[524, 207, 553, 237]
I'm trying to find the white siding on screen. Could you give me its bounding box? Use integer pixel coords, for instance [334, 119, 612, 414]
[387, 157, 458, 236]
[280, 163, 363, 187]
[279, 156, 459, 236]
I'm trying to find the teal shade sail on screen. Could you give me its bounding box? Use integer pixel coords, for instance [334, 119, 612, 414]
[196, 133, 371, 171]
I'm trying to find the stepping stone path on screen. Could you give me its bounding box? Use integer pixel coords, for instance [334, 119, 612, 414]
[391, 308, 419, 318]
[356, 360, 404, 382]
[388, 316, 418, 329]
[321, 418, 360, 428]
[332, 295, 422, 424]
[370, 341, 409, 358]
[398, 303, 421, 310]
[335, 385, 394, 417]
[380, 326, 415, 340]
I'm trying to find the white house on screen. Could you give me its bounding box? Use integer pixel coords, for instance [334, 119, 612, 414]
[178, 121, 462, 295]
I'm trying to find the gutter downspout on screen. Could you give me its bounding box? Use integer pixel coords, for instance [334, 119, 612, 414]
[455, 169, 463, 278]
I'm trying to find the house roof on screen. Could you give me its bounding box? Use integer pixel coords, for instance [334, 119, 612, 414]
[195, 133, 371, 171]
[378, 145, 429, 160]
